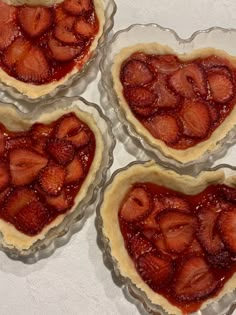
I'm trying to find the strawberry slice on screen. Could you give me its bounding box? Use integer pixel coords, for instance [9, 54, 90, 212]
[197, 207, 225, 255]
[0, 160, 10, 192]
[132, 103, 159, 117]
[157, 209, 197, 253]
[74, 17, 97, 37]
[141, 198, 164, 230]
[153, 233, 179, 260]
[45, 189, 71, 212]
[149, 55, 180, 74]
[67, 129, 90, 148]
[201, 56, 231, 69]
[48, 37, 83, 62]
[63, 0, 92, 16]
[6, 136, 32, 150]
[3, 38, 30, 69]
[31, 123, 53, 140]
[187, 238, 204, 255]
[180, 100, 210, 138]
[208, 73, 234, 103]
[217, 208, 236, 255]
[55, 16, 80, 44]
[46, 138, 75, 165]
[136, 252, 173, 289]
[143, 114, 180, 144]
[169, 64, 207, 98]
[150, 77, 179, 108]
[0, 2, 16, 23]
[15, 200, 49, 235]
[0, 2, 18, 50]
[0, 187, 12, 206]
[38, 164, 66, 196]
[3, 187, 38, 218]
[0, 127, 5, 156]
[55, 113, 82, 138]
[18, 7, 52, 38]
[124, 87, 156, 107]
[219, 186, 236, 203]
[9, 148, 48, 186]
[120, 187, 152, 222]
[207, 103, 219, 123]
[121, 59, 154, 87]
[127, 232, 154, 260]
[65, 155, 84, 184]
[174, 256, 218, 301]
[162, 196, 190, 212]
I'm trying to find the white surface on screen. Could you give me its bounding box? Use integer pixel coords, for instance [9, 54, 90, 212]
[1, 1, 236, 315]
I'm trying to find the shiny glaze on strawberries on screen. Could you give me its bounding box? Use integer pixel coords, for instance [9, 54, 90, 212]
[0, 0, 99, 84]
[120, 53, 236, 149]
[119, 183, 236, 314]
[0, 112, 95, 236]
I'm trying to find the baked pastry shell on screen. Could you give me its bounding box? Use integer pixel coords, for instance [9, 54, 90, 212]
[97, 160, 236, 315]
[100, 24, 236, 173]
[0, 0, 116, 103]
[0, 96, 115, 263]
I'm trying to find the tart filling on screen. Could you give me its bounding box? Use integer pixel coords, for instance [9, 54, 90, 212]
[0, 0, 104, 98]
[0, 106, 103, 250]
[101, 162, 236, 315]
[112, 44, 236, 163]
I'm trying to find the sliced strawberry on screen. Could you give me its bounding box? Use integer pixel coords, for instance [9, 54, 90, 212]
[131, 52, 148, 63]
[157, 209, 197, 253]
[0, 2, 18, 50]
[0, 2, 16, 23]
[208, 73, 234, 103]
[169, 64, 207, 98]
[149, 55, 180, 74]
[187, 238, 203, 255]
[74, 17, 97, 38]
[217, 208, 236, 255]
[121, 59, 154, 87]
[180, 100, 210, 138]
[18, 7, 52, 38]
[48, 37, 83, 62]
[143, 114, 180, 144]
[0, 160, 10, 192]
[15, 200, 49, 235]
[38, 164, 66, 196]
[65, 155, 84, 184]
[219, 186, 236, 203]
[63, 0, 92, 16]
[31, 123, 53, 140]
[120, 187, 152, 222]
[0, 187, 12, 206]
[127, 232, 154, 260]
[45, 189, 71, 212]
[201, 56, 231, 69]
[46, 138, 75, 165]
[174, 256, 218, 301]
[6, 136, 32, 150]
[132, 103, 159, 117]
[3, 38, 30, 69]
[162, 196, 190, 212]
[0, 127, 5, 155]
[207, 103, 219, 123]
[9, 148, 48, 186]
[136, 252, 173, 289]
[197, 207, 224, 255]
[67, 129, 90, 148]
[141, 198, 164, 230]
[124, 86, 156, 107]
[3, 187, 38, 217]
[55, 16, 80, 44]
[55, 113, 82, 138]
[150, 77, 179, 108]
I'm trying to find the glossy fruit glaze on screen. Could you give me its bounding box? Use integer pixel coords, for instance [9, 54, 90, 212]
[0, 0, 99, 84]
[120, 53, 236, 149]
[0, 112, 95, 236]
[119, 182, 236, 314]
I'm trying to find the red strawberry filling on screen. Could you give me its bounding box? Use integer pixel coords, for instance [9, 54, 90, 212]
[120, 53, 236, 149]
[118, 183, 236, 314]
[0, 0, 99, 84]
[0, 112, 95, 236]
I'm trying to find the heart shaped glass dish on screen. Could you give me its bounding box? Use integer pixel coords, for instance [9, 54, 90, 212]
[97, 160, 236, 315]
[0, 96, 115, 262]
[0, 0, 116, 103]
[100, 24, 236, 173]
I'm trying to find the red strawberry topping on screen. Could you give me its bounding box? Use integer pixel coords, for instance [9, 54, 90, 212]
[0, 127, 5, 156]
[67, 129, 90, 148]
[141, 198, 164, 230]
[127, 232, 154, 260]
[174, 256, 219, 301]
[143, 114, 180, 144]
[46, 138, 75, 165]
[217, 208, 236, 255]
[180, 100, 210, 138]
[38, 164, 66, 196]
[0, 2, 18, 50]
[63, 0, 92, 16]
[55, 16, 79, 45]
[48, 37, 83, 62]
[55, 113, 82, 138]
[149, 55, 180, 74]
[169, 64, 207, 98]
[74, 17, 97, 38]
[136, 252, 173, 289]
[0, 160, 10, 192]
[18, 7, 52, 38]
[124, 87, 156, 107]
[6, 136, 32, 150]
[120, 187, 152, 222]
[162, 196, 190, 212]
[150, 77, 179, 108]
[9, 148, 48, 186]
[121, 59, 154, 87]
[65, 155, 84, 184]
[45, 189, 71, 212]
[208, 73, 234, 103]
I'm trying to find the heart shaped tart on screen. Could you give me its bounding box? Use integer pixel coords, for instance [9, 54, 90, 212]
[100, 161, 236, 315]
[0, 0, 105, 99]
[112, 44, 236, 164]
[0, 102, 105, 253]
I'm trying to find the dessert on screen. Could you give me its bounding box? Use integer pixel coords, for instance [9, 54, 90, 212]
[112, 44, 236, 163]
[0, 105, 103, 251]
[0, 0, 105, 99]
[100, 161, 236, 315]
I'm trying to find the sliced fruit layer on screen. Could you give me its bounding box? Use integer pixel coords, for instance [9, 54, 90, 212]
[0, 112, 95, 236]
[118, 182, 236, 313]
[120, 53, 236, 150]
[0, 0, 99, 84]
